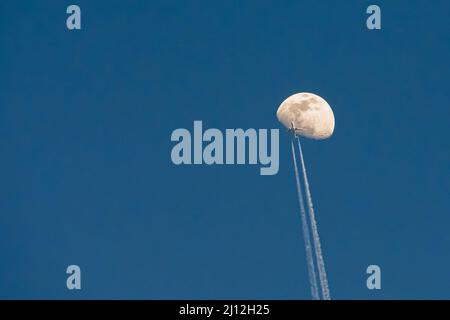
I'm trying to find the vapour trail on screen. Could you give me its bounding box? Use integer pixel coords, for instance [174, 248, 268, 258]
[291, 138, 320, 300]
[297, 137, 331, 300]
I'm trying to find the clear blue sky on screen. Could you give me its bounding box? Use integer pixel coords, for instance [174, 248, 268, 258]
[1, 0, 449, 299]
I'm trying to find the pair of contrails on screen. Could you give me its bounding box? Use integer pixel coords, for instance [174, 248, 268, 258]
[290, 135, 331, 300]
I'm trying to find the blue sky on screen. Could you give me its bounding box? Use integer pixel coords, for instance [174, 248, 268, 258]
[1, 0, 449, 299]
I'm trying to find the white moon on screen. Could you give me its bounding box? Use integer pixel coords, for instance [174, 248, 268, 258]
[276, 92, 335, 140]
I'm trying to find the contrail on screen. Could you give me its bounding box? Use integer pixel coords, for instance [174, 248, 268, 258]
[297, 137, 331, 300]
[291, 138, 320, 300]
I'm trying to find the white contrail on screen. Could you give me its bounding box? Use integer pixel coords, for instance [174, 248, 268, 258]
[297, 137, 331, 300]
[291, 138, 320, 300]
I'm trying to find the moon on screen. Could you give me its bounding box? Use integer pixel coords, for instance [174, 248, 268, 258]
[276, 92, 335, 140]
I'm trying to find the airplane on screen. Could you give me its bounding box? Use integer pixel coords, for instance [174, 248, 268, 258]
[288, 121, 300, 136]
